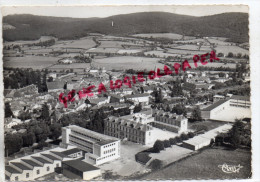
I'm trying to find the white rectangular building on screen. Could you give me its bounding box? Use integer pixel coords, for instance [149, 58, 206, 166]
[62, 125, 120, 165]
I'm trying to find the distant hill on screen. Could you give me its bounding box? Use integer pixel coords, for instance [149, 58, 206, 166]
[3, 12, 249, 43]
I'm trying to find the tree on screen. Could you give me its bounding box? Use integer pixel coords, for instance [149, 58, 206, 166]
[49, 123, 62, 140]
[22, 132, 36, 147]
[133, 103, 142, 113]
[180, 133, 189, 140]
[227, 52, 234, 58]
[163, 140, 171, 148]
[217, 52, 224, 57]
[5, 134, 23, 156]
[5, 102, 13, 118]
[191, 106, 202, 121]
[18, 111, 31, 121]
[236, 53, 242, 58]
[154, 88, 163, 103]
[153, 140, 165, 153]
[40, 103, 50, 121]
[175, 136, 182, 143]
[188, 132, 195, 138]
[171, 104, 187, 116]
[169, 138, 177, 145]
[149, 159, 163, 170]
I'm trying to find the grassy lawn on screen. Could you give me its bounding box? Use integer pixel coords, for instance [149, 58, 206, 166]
[140, 147, 251, 180]
[189, 120, 226, 131]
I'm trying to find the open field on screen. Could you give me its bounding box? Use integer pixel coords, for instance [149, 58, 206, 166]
[3, 56, 59, 69]
[117, 49, 144, 54]
[175, 38, 207, 44]
[174, 45, 212, 52]
[92, 56, 164, 70]
[86, 47, 120, 54]
[132, 33, 196, 40]
[207, 38, 230, 46]
[169, 61, 237, 69]
[215, 45, 249, 55]
[48, 63, 91, 69]
[166, 48, 208, 55]
[141, 147, 251, 180]
[144, 50, 179, 58]
[99, 40, 141, 48]
[50, 38, 96, 49]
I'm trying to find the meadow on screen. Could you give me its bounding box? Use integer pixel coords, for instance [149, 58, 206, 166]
[50, 38, 96, 49]
[215, 45, 249, 55]
[48, 63, 91, 69]
[92, 56, 164, 70]
[117, 49, 144, 54]
[133, 33, 196, 40]
[99, 40, 140, 48]
[3, 56, 59, 69]
[144, 50, 179, 58]
[140, 148, 251, 180]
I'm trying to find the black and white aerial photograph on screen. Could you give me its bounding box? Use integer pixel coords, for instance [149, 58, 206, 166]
[2, 5, 252, 181]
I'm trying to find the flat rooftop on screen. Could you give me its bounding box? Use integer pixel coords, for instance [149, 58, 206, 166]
[66, 125, 119, 145]
[62, 159, 99, 172]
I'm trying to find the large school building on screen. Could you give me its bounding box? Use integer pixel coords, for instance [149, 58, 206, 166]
[201, 95, 251, 122]
[62, 125, 120, 165]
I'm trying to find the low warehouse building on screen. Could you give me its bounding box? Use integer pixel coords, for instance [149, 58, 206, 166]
[62, 159, 101, 180]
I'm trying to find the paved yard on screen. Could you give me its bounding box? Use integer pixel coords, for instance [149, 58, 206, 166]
[149, 145, 193, 165]
[98, 141, 150, 177]
[148, 128, 179, 147]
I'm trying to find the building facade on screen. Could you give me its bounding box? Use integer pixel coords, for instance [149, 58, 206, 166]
[201, 95, 251, 122]
[62, 125, 120, 165]
[104, 116, 154, 145]
[152, 109, 188, 133]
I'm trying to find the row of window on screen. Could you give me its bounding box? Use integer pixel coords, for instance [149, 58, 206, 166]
[68, 152, 82, 158]
[15, 166, 51, 180]
[105, 126, 145, 135]
[69, 139, 93, 152]
[103, 143, 116, 148]
[106, 132, 146, 143]
[89, 156, 96, 161]
[105, 130, 145, 138]
[230, 104, 250, 108]
[104, 148, 115, 154]
[97, 153, 116, 161]
[70, 135, 93, 146]
[155, 116, 181, 126]
[71, 130, 100, 142]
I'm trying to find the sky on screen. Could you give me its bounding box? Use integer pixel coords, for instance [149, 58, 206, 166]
[1, 5, 248, 18]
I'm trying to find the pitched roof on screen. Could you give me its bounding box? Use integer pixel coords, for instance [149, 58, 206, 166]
[202, 100, 228, 111]
[31, 156, 52, 164]
[41, 153, 60, 161]
[5, 166, 22, 174]
[50, 151, 68, 159]
[230, 95, 250, 101]
[11, 162, 31, 170]
[61, 148, 82, 156]
[46, 81, 65, 90]
[125, 93, 150, 99]
[62, 159, 99, 172]
[21, 159, 43, 167]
